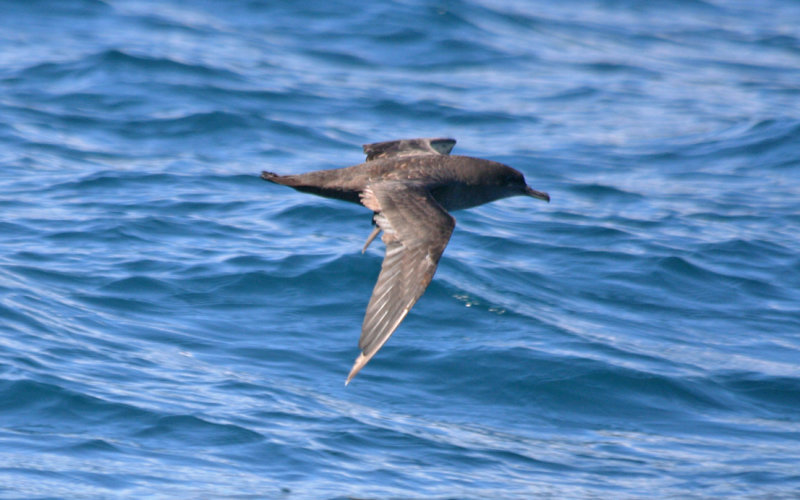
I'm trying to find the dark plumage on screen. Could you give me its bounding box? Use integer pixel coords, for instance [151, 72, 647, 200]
[261, 138, 550, 384]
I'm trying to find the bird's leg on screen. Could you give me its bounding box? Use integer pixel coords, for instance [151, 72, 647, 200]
[361, 214, 381, 253]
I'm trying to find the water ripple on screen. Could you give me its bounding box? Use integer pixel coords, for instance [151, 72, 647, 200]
[1, 0, 800, 497]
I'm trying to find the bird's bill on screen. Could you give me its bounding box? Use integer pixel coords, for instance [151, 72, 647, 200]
[525, 186, 550, 202]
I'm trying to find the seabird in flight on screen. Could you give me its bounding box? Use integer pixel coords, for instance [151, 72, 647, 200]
[261, 137, 550, 384]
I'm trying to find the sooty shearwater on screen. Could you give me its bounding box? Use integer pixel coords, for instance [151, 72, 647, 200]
[261, 137, 550, 384]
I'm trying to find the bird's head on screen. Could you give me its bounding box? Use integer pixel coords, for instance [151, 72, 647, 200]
[495, 165, 550, 203]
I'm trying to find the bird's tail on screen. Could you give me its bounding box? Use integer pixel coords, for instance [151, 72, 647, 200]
[261, 171, 283, 183]
[261, 171, 303, 187]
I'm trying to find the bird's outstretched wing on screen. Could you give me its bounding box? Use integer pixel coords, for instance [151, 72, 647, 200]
[346, 181, 455, 384]
[362, 137, 456, 161]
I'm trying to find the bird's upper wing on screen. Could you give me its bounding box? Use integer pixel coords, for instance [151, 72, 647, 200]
[362, 137, 456, 161]
[346, 181, 455, 384]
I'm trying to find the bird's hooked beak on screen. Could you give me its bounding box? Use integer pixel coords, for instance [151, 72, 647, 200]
[525, 186, 550, 202]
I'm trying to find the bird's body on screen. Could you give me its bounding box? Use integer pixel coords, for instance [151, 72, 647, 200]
[264, 154, 536, 211]
[261, 138, 549, 384]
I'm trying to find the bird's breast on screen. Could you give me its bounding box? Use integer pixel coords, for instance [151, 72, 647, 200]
[430, 183, 504, 212]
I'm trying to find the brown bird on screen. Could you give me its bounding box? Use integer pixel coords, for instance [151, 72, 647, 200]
[261, 138, 550, 384]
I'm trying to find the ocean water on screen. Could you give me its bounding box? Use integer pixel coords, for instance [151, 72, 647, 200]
[2, 0, 800, 497]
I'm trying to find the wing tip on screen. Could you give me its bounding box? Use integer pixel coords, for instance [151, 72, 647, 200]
[362, 137, 456, 161]
[345, 352, 370, 386]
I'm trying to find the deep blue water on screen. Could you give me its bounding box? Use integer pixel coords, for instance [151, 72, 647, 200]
[2, 0, 800, 497]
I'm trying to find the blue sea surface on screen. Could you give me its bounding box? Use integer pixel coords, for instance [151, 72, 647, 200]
[2, 0, 800, 498]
